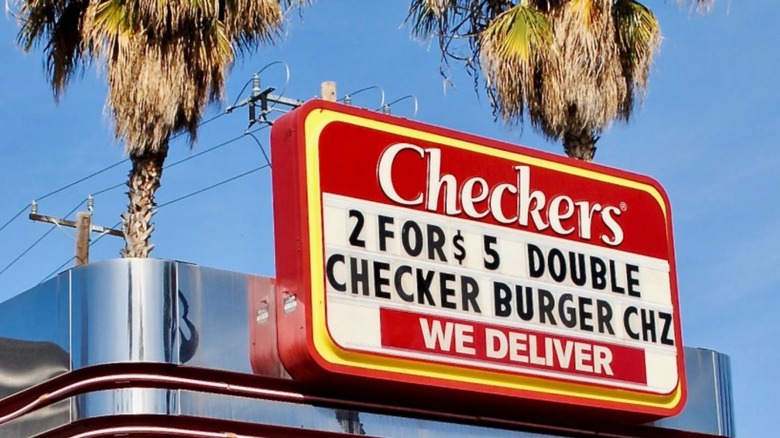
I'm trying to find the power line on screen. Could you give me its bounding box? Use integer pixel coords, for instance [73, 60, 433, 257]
[246, 131, 271, 167]
[0, 205, 28, 235]
[37, 163, 271, 283]
[168, 125, 269, 171]
[88, 125, 270, 199]
[4, 69, 301, 284]
[8, 127, 271, 284]
[92, 182, 126, 197]
[38, 219, 122, 283]
[227, 61, 291, 113]
[156, 164, 270, 210]
[0, 110, 230, 238]
[90, 221, 122, 247]
[40, 256, 75, 282]
[0, 201, 84, 278]
[169, 111, 227, 141]
[37, 160, 128, 202]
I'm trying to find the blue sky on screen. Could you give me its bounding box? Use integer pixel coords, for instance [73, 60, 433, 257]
[1, 1, 777, 435]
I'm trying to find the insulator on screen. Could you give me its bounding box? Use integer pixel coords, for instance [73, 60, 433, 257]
[252, 74, 261, 98]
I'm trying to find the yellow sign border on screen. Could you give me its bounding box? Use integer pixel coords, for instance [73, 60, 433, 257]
[303, 107, 682, 411]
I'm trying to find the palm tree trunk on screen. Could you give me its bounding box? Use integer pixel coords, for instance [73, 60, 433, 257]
[563, 131, 599, 162]
[122, 142, 169, 258]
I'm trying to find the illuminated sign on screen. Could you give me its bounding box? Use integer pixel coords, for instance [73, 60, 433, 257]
[264, 100, 685, 419]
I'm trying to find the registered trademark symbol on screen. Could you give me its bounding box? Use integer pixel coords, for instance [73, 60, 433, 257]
[620, 202, 628, 211]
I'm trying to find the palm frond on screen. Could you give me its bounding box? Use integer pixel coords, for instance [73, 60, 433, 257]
[15, 0, 88, 98]
[105, 23, 234, 155]
[613, 0, 660, 118]
[553, 0, 613, 74]
[525, 0, 624, 140]
[479, 3, 554, 125]
[78, 0, 292, 155]
[82, 0, 132, 54]
[407, 0, 715, 159]
[407, 0, 444, 40]
[12, 0, 306, 257]
[482, 3, 553, 62]
[677, 0, 715, 13]
[221, 0, 285, 52]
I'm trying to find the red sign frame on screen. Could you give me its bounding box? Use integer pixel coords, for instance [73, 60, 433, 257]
[263, 99, 686, 420]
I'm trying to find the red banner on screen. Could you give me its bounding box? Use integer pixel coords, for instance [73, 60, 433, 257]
[380, 307, 647, 385]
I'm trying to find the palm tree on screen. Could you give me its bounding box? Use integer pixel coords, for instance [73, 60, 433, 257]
[408, 0, 713, 161]
[13, 0, 304, 257]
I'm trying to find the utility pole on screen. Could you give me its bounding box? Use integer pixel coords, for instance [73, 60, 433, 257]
[321, 81, 337, 102]
[74, 211, 91, 265]
[30, 197, 123, 267]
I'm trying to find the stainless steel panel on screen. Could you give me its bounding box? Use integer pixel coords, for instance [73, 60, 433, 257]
[0, 338, 69, 398]
[175, 263, 255, 372]
[0, 338, 70, 438]
[654, 348, 735, 436]
[74, 388, 563, 437]
[0, 400, 70, 438]
[715, 351, 735, 437]
[75, 388, 179, 418]
[0, 276, 72, 437]
[177, 389, 563, 437]
[70, 259, 177, 369]
[0, 274, 70, 353]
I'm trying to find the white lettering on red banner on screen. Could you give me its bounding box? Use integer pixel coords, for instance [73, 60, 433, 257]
[380, 308, 647, 384]
[377, 144, 625, 246]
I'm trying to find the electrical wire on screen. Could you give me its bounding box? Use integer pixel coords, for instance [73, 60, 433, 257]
[228, 61, 291, 112]
[168, 124, 269, 171]
[88, 124, 270, 199]
[35, 160, 128, 204]
[156, 164, 269, 210]
[0, 201, 84, 278]
[38, 156, 271, 283]
[168, 111, 227, 141]
[378, 95, 419, 118]
[339, 85, 386, 108]
[40, 256, 76, 282]
[38, 219, 122, 283]
[0, 205, 28, 235]
[91, 182, 125, 197]
[4, 94, 268, 284]
[0, 112, 238, 284]
[246, 132, 271, 167]
[260, 61, 292, 112]
[0, 111, 229, 240]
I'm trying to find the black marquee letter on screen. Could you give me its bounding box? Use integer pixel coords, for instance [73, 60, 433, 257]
[326, 254, 346, 292]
